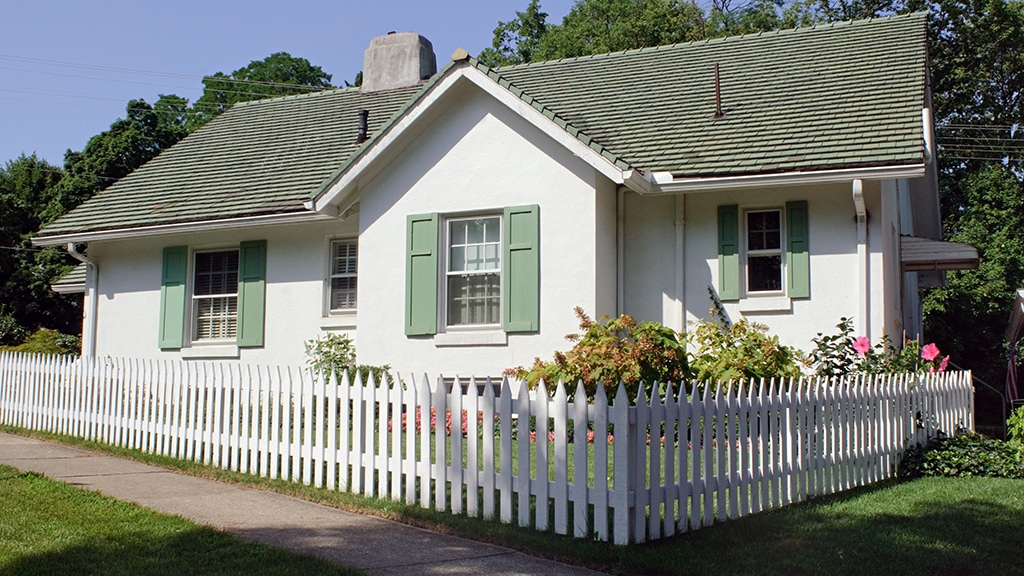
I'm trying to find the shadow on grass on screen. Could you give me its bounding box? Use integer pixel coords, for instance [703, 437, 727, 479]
[634, 478, 1024, 576]
[0, 525, 359, 576]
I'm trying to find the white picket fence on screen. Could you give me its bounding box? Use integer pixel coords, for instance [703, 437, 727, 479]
[0, 351, 973, 544]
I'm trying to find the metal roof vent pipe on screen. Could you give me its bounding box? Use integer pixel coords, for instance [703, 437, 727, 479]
[361, 32, 437, 93]
[356, 109, 369, 144]
[713, 63, 725, 119]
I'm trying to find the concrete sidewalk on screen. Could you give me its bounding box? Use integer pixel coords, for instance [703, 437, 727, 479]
[0, 432, 606, 576]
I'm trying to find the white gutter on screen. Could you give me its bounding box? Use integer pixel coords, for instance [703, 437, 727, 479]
[32, 211, 334, 247]
[67, 243, 98, 358]
[650, 164, 925, 194]
[852, 179, 869, 338]
[922, 108, 934, 166]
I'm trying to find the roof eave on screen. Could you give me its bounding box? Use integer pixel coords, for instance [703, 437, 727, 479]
[32, 210, 333, 246]
[648, 163, 927, 194]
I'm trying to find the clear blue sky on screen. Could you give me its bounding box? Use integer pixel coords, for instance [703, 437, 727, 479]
[0, 0, 577, 168]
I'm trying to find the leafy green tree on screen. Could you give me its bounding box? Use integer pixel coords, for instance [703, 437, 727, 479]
[43, 97, 189, 223]
[924, 165, 1024, 383]
[188, 52, 334, 129]
[479, 0, 550, 66]
[0, 155, 79, 335]
[536, 0, 710, 59]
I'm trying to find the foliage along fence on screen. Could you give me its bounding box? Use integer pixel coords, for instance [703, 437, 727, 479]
[0, 351, 973, 544]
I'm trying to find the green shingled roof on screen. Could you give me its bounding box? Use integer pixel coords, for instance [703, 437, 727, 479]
[51, 263, 86, 292]
[39, 85, 419, 238]
[492, 12, 927, 177]
[37, 13, 928, 240]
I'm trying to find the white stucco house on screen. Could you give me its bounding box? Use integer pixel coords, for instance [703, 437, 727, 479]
[37, 13, 977, 376]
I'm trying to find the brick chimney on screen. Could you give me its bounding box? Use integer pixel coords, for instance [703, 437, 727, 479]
[361, 32, 437, 93]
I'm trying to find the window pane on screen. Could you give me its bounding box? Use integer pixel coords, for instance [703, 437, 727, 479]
[747, 211, 781, 251]
[331, 277, 357, 310]
[466, 219, 484, 244]
[447, 273, 500, 326]
[449, 246, 466, 272]
[194, 251, 238, 296]
[748, 255, 782, 292]
[332, 241, 357, 275]
[195, 296, 238, 340]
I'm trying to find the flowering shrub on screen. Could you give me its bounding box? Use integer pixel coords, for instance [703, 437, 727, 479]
[811, 317, 950, 376]
[505, 307, 689, 401]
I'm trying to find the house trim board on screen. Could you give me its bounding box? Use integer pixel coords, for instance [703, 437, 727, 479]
[32, 211, 336, 246]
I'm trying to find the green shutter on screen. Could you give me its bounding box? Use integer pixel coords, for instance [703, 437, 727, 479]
[504, 205, 540, 332]
[158, 246, 188, 349]
[406, 213, 438, 336]
[717, 205, 740, 301]
[786, 200, 810, 298]
[236, 240, 266, 347]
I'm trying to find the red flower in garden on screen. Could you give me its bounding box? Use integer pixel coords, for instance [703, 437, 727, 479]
[853, 336, 871, 356]
[921, 343, 940, 362]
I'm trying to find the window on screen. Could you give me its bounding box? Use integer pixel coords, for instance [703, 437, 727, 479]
[446, 216, 501, 327]
[745, 210, 782, 293]
[193, 250, 239, 340]
[718, 201, 809, 301]
[405, 205, 539, 336]
[329, 239, 358, 311]
[159, 241, 266, 350]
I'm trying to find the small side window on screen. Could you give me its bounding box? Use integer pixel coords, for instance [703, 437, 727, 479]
[329, 239, 357, 312]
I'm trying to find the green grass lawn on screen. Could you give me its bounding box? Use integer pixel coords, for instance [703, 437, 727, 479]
[0, 464, 364, 576]
[5, 426, 1023, 576]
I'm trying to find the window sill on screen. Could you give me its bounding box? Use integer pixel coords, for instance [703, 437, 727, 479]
[320, 312, 357, 329]
[434, 330, 508, 347]
[181, 344, 240, 359]
[738, 296, 792, 313]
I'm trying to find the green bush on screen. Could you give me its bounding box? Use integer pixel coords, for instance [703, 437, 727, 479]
[687, 317, 806, 385]
[506, 307, 689, 401]
[899, 432, 1024, 480]
[0, 329, 81, 355]
[0, 306, 27, 346]
[1008, 406, 1024, 459]
[304, 332, 391, 384]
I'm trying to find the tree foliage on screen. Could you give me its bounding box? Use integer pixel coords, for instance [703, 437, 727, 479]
[0, 155, 79, 336]
[189, 52, 333, 129]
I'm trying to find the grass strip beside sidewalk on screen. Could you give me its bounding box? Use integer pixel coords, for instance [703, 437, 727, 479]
[0, 463, 364, 576]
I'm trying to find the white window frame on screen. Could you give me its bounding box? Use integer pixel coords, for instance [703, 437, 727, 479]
[743, 208, 785, 296]
[190, 248, 239, 343]
[442, 214, 502, 330]
[328, 238, 358, 313]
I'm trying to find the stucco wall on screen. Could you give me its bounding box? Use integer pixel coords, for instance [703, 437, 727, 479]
[622, 181, 895, 354]
[356, 84, 613, 377]
[88, 218, 357, 366]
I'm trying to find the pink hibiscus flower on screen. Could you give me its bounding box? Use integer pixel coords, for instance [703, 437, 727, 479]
[921, 343, 941, 362]
[938, 355, 950, 373]
[853, 336, 871, 356]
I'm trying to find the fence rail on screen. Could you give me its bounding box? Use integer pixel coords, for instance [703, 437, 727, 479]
[0, 351, 974, 544]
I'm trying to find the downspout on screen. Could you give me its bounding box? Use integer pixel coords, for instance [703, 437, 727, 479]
[617, 187, 625, 316]
[852, 180, 869, 337]
[675, 194, 686, 333]
[922, 108, 934, 166]
[67, 243, 98, 358]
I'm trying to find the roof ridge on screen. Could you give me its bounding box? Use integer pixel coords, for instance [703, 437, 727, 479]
[231, 86, 358, 108]
[494, 11, 925, 71]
